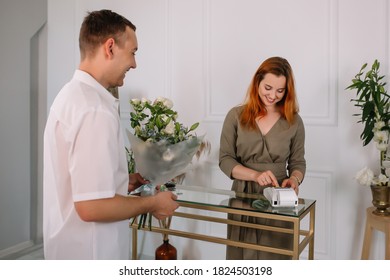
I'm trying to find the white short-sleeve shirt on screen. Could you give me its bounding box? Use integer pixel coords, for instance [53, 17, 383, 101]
[43, 70, 129, 259]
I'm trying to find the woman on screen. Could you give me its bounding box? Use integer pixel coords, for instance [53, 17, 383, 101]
[219, 56, 306, 259]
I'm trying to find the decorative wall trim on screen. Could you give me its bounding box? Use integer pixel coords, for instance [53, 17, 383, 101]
[203, 0, 339, 126]
[202, 0, 212, 124]
[165, 0, 173, 99]
[387, 0, 390, 76]
[301, 169, 335, 259]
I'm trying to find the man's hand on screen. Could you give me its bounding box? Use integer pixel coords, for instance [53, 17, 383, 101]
[128, 173, 149, 193]
[150, 191, 179, 220]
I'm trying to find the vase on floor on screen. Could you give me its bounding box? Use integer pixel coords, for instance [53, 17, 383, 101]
[155, 239, 177, 260]
[370, 184, 390, 216]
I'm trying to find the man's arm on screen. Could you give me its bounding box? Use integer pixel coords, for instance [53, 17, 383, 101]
[74, 191, 178, 222]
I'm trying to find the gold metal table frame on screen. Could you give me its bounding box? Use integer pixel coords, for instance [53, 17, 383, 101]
[131, 185, 316, 260]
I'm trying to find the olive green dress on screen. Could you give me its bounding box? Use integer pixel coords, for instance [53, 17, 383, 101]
[219, 106, 306, 260]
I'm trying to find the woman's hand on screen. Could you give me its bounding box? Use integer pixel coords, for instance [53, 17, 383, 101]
[255, 170, 279, 187]
[281, 175, 301, 194]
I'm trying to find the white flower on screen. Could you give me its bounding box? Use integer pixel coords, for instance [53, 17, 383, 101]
[163, 120, 175, 135]
[141, 97, 151, 105]
[130, 98, 140, 105]
[163, 98, 173, 109]
[374, 121, 385, 130]
[355, 167, 374, 186]
[376, 142, 388, 151]
[154, 96, 173, 109]
[154, 96, 165, 104]
[373, 130, 388, 143]
[377, 174, 389, 184]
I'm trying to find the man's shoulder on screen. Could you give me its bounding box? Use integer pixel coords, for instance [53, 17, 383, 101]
[51, 79, 83, 108]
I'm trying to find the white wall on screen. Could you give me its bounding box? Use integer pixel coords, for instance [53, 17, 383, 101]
[0, 0, 47, 256]
[44, 0, 390, 259]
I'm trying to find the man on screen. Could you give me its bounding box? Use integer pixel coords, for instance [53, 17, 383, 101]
[43, 10, 178, 259]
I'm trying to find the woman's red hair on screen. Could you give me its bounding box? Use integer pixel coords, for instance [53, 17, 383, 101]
[240, 57, 299, 129]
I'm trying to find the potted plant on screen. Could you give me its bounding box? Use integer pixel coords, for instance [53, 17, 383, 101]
[346, 59, 390, 215]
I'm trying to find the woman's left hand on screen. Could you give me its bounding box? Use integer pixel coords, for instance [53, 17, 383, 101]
[281, 177, 299, 194]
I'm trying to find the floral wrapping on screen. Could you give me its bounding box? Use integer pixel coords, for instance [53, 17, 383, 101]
[127, 130, 202, 186]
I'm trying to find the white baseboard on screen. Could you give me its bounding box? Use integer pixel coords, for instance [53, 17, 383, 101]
[0, 240, 35, 259]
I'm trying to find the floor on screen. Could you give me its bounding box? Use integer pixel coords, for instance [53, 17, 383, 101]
[16, 246, 44, 260]
[2, 244, 45, 260]
[4, 245, 148, 260]
[4, 244, 151, 260]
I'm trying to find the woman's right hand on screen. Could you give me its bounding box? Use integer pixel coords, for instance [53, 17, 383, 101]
[254, 170, 279, 187]
[231, 165, 279, 187]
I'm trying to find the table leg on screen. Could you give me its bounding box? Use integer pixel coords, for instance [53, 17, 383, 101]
[132, 226, 138, 260]
[385, 223, 390, 260]
[361, 213, 372, 259]
[292, 220, 299, 260]
[308, 205, 315, 260]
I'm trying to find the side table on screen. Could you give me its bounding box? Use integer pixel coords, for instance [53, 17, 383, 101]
[131, 185, 316, 260]
[361, 207, 390, 260]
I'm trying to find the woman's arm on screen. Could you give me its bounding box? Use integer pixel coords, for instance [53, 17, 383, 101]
[232, 164, 279, 187]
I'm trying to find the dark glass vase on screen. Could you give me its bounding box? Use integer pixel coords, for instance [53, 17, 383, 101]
[155, 239, 177, 260]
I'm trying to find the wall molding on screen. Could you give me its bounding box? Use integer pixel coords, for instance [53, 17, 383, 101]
[203, 0, 339, 126]
[165, 0, 173, 99]
[302, 169, 335, 259]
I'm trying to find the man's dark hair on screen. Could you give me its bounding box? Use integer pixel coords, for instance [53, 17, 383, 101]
[79, 9, 136, 59]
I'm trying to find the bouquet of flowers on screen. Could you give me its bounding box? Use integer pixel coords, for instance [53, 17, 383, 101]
[127, 96, 207, 229]
[127, 96, 203, 186]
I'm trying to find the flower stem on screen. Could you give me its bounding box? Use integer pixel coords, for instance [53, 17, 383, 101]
[381, 150, 386, 175]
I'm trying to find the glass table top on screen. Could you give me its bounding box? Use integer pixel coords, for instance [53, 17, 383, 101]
[174, 185, 315, 218]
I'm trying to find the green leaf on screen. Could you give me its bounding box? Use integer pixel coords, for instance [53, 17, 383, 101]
[156, 116, 163, 129]
[362, 101, 374, 121]
[189, 122, 199, 132]
[175, 122, 180, 133]
[361, 121, 374, 146]
[360, 62, 368, 72]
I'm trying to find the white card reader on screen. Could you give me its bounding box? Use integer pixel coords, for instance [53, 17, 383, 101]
[263, 187, 298, 207]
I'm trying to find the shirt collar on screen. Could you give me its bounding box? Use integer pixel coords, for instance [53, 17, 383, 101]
[73, 69, 119, 108]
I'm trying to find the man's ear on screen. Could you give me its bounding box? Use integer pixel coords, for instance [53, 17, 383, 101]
[104, 38, 115, 58]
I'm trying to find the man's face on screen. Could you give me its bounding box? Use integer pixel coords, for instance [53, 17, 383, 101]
[109, 26, 138, 87]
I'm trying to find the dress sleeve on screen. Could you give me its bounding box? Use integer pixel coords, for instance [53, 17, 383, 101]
[287, 114, 306, 179]
[219, 107, 241, 179]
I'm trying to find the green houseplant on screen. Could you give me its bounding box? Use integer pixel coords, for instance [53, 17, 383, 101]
[346, 59, 390, 215]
